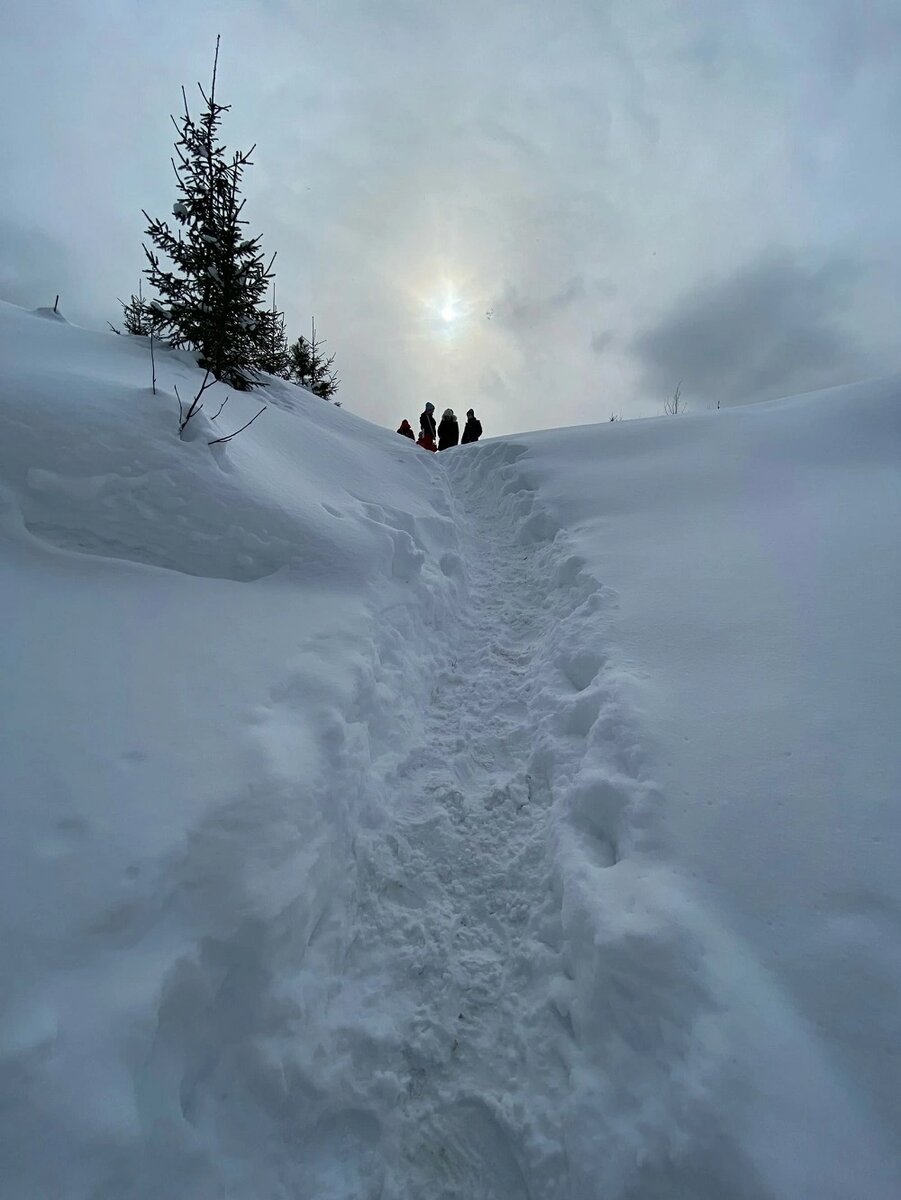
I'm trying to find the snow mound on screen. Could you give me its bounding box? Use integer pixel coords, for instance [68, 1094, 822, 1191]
[1, 298, 900, 1198]
[0, 300, 464, 1198]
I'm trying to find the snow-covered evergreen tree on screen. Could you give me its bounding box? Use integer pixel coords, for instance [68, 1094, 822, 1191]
[288, 334, 313, 387]
[309, 318, 340, 401]
[255, 290, 291, 378]
[118, 281, 156, 336]
[288, 318, 340, 400]
[142, 39, 274, 389]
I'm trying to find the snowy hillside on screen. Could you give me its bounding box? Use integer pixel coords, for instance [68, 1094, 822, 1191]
[1, 300, 899, 1199]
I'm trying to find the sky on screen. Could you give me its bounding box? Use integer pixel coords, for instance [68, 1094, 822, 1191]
[1, 0, 900, 434]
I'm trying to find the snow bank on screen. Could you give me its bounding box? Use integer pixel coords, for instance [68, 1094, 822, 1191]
[2, 297, 899, 1198]
[0, 301, 462, 1197]
[448, 386, 901, 1196]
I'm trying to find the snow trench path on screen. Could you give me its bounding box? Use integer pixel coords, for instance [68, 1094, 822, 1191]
[304, 444, 660, 1200]
[324, 457, 575, 1198]
[296, 444, 901, 1200]
[133, 442, 811, 1200]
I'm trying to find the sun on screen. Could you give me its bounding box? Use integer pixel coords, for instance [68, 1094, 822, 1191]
[421, 282, 472, 336]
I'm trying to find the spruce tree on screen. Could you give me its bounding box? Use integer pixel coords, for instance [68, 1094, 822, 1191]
[255, 289, 291, 378]
[308, 318, 341, 400]
[118, 281, 156, 336]
[288, 334, 313, 387]
[142, 39, 274, 389]
[288, 320, 338, 398]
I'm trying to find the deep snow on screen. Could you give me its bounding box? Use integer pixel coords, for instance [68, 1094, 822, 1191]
[1, 300, 899, 1199]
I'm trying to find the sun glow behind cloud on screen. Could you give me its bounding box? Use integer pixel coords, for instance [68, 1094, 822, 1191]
[422, 280, 476, 342]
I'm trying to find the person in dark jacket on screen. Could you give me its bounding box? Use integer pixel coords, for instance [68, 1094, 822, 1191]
[397, 419, 415, 440]
[461, 409, 482, 444]
[420, 402, 437, 442]
[437, 408, 459, 450]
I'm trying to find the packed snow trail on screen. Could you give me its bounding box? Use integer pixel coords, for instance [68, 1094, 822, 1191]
[310, 447, 577, 1198]
[288, 442, 761, 1200]
[287, 441, 901, 1200]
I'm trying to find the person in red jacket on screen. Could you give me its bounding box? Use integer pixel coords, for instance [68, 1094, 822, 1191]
[416, 431, 437, 451]
[420, 402, 437, 442]
[397, 419, 415, 439]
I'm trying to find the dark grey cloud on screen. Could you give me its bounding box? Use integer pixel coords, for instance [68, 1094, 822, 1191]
[632, 251, 868, 407]
[492, 276, 587, 329]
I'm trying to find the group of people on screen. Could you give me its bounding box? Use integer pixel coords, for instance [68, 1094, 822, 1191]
[397, 402, 483, 451]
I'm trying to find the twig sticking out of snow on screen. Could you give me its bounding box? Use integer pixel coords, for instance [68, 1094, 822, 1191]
[208, 405, 266, 445]
[175, 369, 216, 435]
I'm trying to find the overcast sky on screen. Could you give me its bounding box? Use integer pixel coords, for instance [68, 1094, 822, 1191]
[2, 0, 900, 432]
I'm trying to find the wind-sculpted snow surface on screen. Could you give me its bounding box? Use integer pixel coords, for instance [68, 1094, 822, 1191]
[0, 302, 460, 1198]
[1, 300, 899, 1197]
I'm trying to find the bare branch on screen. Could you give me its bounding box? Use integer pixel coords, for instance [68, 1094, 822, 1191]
[208, 405, 266, 445]
[176, 370, 214, 434]
[664, 381, 685, 416]
[210, 34, 220, 106]
[210, 396, 229, 420]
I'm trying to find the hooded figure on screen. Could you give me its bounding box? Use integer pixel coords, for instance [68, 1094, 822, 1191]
[461, 409, 483, 444]
[437, 408, 459, 450]
[420, 402, 437, 442]
[397, 419, 415, 440]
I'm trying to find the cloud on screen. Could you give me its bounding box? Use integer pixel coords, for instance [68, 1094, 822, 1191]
[1, 3, 900, 432]
[590, 330, 615, 355]
[491, 276, 587, 329]
[631, 251, 866, 406]
[0, 221, 77, 313]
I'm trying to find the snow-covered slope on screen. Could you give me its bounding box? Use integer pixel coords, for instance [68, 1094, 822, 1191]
[1, 300, 899, 1199]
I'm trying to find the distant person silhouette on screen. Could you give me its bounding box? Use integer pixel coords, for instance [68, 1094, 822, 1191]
[420, 402, 437, 442]
[461, 409, 483, 444]
[397, 419, 415, 440]
[437, 408, 459, 450]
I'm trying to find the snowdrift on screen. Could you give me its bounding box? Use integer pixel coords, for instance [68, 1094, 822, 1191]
[1, 299, 899, 1199]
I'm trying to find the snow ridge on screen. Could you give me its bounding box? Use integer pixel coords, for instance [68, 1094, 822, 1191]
[3, 305, 899, 1198]
[289, 441, 742, 1198]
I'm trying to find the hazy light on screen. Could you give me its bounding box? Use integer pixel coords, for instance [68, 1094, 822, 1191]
[441, 303, 456, 322]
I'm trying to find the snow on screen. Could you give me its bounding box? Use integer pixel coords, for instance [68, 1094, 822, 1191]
[0, 297, 899, 1198]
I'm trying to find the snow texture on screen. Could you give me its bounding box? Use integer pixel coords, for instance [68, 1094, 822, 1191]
[0, 298, 899, 1198]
